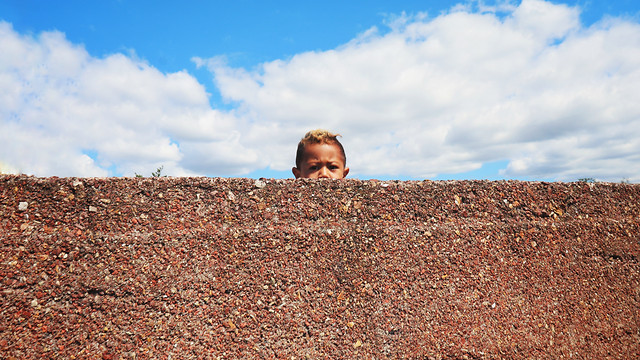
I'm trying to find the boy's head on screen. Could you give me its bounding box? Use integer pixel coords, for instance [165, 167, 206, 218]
[292, 129, 349, 179]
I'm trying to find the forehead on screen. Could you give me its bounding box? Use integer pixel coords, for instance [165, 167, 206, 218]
[302, 143, 344, 162]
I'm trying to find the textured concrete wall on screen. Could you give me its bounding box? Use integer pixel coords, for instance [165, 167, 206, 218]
[1, 175, 639, 359]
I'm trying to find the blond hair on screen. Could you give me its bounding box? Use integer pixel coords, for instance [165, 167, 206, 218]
[295, 129, 346, 168]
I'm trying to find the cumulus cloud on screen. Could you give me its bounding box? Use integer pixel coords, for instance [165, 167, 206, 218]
[0, 21, 258, 177]
[200, 0, 640, 181]
[2, 0, 640, 182]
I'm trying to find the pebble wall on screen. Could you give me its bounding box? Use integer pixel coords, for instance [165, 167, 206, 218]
[1, 175, 639, 359]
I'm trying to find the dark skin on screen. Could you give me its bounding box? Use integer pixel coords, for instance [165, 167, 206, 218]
[292, 143, 349, 179]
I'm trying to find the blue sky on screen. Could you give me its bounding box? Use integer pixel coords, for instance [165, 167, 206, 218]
[1, 0, 639, 181]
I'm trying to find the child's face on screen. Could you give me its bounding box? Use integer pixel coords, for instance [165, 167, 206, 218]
[292, 143, 350, 179]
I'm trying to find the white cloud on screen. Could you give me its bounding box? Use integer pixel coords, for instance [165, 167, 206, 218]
[201, 0, 640, 182]
[0, 21, 258, 177]
[2, 0, 640, 182]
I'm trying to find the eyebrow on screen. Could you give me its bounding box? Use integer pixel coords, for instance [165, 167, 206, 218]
[307, 160, 340, 164]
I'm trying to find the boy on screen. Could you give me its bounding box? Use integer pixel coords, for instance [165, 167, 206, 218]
[292, 129, 350, 179]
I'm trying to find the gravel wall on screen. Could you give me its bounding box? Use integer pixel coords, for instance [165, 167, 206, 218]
[1, 175, 639, 359]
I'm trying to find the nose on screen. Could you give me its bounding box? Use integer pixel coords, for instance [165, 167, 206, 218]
[318, 167, 330, 178]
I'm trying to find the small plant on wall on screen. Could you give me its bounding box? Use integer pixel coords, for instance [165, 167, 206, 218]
[136, 166, 165, 178]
